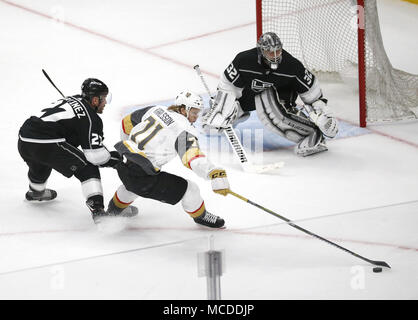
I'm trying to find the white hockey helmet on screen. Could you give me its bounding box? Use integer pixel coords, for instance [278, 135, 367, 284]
[175, 91, 204, 113]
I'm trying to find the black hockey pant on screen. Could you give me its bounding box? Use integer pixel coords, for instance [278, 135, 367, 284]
[116, 161, 188, 205]
[17, 139, 100, 185]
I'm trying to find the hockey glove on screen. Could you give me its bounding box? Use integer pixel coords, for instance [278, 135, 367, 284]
[306, 99, 338, 138]
[209, 168, 230, 196]
[100, 151, 122, 168]
[202, 90, 239, 129]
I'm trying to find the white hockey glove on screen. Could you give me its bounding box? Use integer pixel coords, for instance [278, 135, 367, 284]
[306, 99, 338, 138]
[208, 168, 230, 196]
[202, 90, 239, 130]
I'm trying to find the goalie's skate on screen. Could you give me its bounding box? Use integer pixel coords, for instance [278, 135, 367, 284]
[194, 210, 225, 229]
[25, 188, 57, 201]
[295, 135, 328, 157]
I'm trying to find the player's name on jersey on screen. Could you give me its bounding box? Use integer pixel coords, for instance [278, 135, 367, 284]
[154, 107, 174, 126]
[67, 98, 86, 119]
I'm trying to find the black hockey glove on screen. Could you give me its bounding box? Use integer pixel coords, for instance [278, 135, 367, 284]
[100, 151, 122, 168]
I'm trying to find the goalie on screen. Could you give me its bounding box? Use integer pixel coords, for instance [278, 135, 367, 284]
[202, 32, 338, 157]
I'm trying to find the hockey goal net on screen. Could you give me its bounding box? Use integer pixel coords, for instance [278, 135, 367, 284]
[256, 0, 418, 127]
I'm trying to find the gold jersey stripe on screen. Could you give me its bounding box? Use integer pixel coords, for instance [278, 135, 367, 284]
[122, 141, 160, 172]
[123, 141, 146, 157]
[181, 147, 205, 169]
[122, 114, 134, 135]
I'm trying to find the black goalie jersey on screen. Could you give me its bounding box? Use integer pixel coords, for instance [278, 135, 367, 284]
[19, 95, 109, 165]
[223, 48, 322, 111]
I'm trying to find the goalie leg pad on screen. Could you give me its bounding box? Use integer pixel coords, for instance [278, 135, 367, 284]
[255, 87, 318, 143]
[182, 180, 205, 218]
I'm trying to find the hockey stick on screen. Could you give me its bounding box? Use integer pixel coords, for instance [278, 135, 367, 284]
[42, 69, 65, 98]
[193, 65, 284, 173]
[228, 190, 391, 269]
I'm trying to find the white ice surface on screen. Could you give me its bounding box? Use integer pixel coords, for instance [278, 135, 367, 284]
[0, 0, 417, 300]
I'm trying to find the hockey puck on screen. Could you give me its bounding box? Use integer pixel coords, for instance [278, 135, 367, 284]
[373, 267, 383, 273]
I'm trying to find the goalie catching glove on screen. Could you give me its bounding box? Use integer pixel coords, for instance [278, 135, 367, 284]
[306, 99, 338, 138]
[208, 168, 230, 196]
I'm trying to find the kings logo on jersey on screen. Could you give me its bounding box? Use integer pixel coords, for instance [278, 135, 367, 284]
[251, 79, 274, 93]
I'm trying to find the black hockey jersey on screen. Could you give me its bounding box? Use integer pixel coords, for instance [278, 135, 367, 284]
[19, 95, 109, 165]
[223, 48, 322, 110]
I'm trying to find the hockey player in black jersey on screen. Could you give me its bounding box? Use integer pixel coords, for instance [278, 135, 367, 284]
[202, 32, 338, 156]
[18, 78, 122, 222]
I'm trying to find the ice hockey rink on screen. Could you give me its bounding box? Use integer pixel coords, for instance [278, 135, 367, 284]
[0, 0, 417, 300]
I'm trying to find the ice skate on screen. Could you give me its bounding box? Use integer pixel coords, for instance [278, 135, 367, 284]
[86, 198, 107, 224]
[25, 188, 57, 201]
[106, 199, 138, 218]
[194, 210, 225, 228]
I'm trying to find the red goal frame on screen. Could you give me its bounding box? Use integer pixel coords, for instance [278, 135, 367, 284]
[256, 0, 367, 127]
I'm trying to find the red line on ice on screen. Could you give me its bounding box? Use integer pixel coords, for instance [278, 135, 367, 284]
[0, 226, 416, 252]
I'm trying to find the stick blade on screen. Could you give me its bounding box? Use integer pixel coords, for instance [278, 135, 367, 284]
[372, 260, 391, 268]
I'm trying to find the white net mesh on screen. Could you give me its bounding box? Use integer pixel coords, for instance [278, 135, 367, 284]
[260, 0, 418, 123]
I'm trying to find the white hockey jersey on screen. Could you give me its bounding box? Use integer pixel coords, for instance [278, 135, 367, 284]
[115, 106, 216, 178]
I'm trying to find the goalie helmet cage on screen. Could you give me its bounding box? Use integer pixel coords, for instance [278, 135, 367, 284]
[256, 0, 418, 127]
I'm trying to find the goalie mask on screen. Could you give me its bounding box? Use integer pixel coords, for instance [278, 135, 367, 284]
[175, 91, 204, 120]
[257, 32, 283, 70]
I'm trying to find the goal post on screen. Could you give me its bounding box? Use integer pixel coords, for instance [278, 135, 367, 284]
[255, 0, 418, 127]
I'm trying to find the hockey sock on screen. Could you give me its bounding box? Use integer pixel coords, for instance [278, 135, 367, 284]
[181, 180, 205, 218]
[110, 185, 138, 213]
[186, 201, 206, 219]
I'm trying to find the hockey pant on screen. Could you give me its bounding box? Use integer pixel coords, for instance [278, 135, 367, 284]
[254, 88, 326, 156]
[115, 161, 206, 219]
[17, 139, 103, 199]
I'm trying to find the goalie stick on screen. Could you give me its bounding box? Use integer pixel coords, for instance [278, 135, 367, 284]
[228, 190, 391, 269]
[193, 65, 284, 173]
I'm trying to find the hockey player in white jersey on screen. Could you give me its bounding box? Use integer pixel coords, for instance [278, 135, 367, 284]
[202, 32, 338, 157]
[107, 91, 229, 228]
